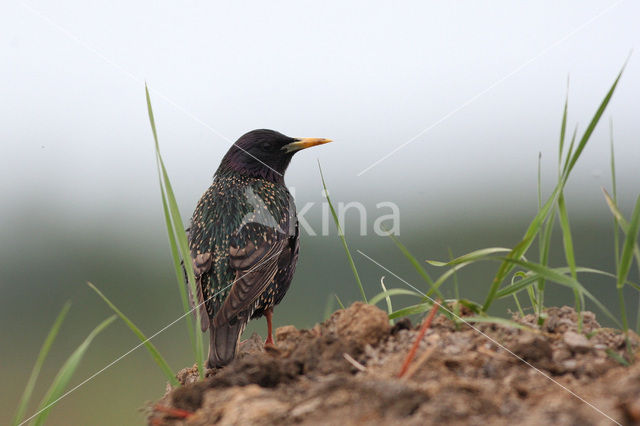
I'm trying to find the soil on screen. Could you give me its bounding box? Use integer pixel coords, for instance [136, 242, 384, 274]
[148, 303, 640, 425]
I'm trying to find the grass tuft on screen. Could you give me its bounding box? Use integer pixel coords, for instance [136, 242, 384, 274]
[145, 84, 205, 378]
[482, 63, 626, 313]
[348, 63, 637, 335]
[31, 315, 116, 426]
[12, 302, 71, 426]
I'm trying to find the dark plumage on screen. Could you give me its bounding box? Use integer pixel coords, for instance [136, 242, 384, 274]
[186, 129, 331, 368]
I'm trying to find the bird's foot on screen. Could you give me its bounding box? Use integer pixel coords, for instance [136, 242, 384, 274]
[264, 343, 282, 358]
[264, 334, 275, 347]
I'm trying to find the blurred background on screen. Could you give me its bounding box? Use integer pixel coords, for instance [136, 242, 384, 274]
[2, 1, 639, 424]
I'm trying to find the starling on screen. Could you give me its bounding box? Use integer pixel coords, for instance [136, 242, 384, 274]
[187, 129, 331, 368]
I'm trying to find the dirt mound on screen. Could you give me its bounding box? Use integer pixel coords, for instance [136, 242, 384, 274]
[149, 303, 640, 425]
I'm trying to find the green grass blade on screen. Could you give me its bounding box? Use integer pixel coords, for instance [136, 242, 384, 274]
[606, 348, 630, 366]
[427, 261, 475, 297]
[449, 247, 461, 318]
[379, 277, 394, 324]
[563, 64, 625, 177]
[496, 273, 541, 299]
[456, 299, 483, 314]
[427, 250, 515, 302]
[558, 80, 569, 175]
[483, 186, 561, 310]
[603, 190, 640, 277]
[386, 232, 442, 298]
[157, 158, 192, 274]
[159, 178, 196, 352]
[145, 85, 204, 378]
[512, 292, 525, 317]
[538, 152, 543, 209]
[537, 123, 575, 314]
[389, 302, 431, 320]
[539, 208, 558, 272]
[558, 192, 577, 279]
[536, 150, 545, 313]
[617, 288, 629, 334]
[527, 285, 538, 313]
[610, 119, 620, 267]
[539, 86, 566, 314]
[369, 288, 423, 306]
[502, 259, 621, 328]
[463, 316, 526, 329]
[496, 265, 640, 299]
[335, 294, 345, 310]
[557, 191, 582, 329]
[561, 125, 578, 177]
[12, 302, 71, 426]
[323, 294, 336, 320]
[32, 315, 116, 426]
[484, 64, 625, 312]
[536, 209, 556, 308]
[618, 196, 640, 290]
[607, 124, 635, 353]
[569, 266, 640, 289]
[604, 189, 633, 228]
[609, 122, 626, 333]
[87, 282, 179, 386]
[318, 161, 366, 302]
[637, 297, 640, 334]
[427, 247, 512, 267]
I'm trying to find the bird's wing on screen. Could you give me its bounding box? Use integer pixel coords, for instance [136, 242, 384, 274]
[213, 226, 289, 327]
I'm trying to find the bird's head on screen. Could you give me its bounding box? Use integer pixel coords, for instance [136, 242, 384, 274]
[218, 129, 332, 182]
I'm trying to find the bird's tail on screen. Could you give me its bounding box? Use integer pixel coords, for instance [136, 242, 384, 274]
[207, 319, 245, 368]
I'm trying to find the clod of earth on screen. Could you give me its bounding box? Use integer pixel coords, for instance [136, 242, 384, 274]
[149, 303, 640, 425]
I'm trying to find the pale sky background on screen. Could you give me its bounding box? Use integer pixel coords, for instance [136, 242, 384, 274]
[1, 2, 639, 424]
[1, 0, 639, 231]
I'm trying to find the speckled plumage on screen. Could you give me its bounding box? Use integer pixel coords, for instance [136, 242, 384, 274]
[185, 129, 330, 368]
[189, 172, 299, 324]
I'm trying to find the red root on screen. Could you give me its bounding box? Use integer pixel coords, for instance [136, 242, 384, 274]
[397, 300, 440, 378]
[154, 404, 194, 419]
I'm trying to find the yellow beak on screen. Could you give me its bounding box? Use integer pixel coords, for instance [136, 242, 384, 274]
[282, 137, 333, 153]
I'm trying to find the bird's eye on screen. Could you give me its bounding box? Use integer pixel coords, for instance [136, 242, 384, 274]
[261, 142, 275, 151]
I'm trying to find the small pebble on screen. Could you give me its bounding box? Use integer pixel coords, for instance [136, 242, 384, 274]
[564, 331, 591, 353]
[552, 348, 572, 362]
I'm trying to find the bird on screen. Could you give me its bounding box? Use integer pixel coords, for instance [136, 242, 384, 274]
[186, 129, 331, 368]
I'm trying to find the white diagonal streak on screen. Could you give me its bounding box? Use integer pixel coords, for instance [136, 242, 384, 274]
[357, 0, 625, 176]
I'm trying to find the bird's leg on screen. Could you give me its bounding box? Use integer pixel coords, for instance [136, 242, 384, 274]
[264, 308, 275, 347]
